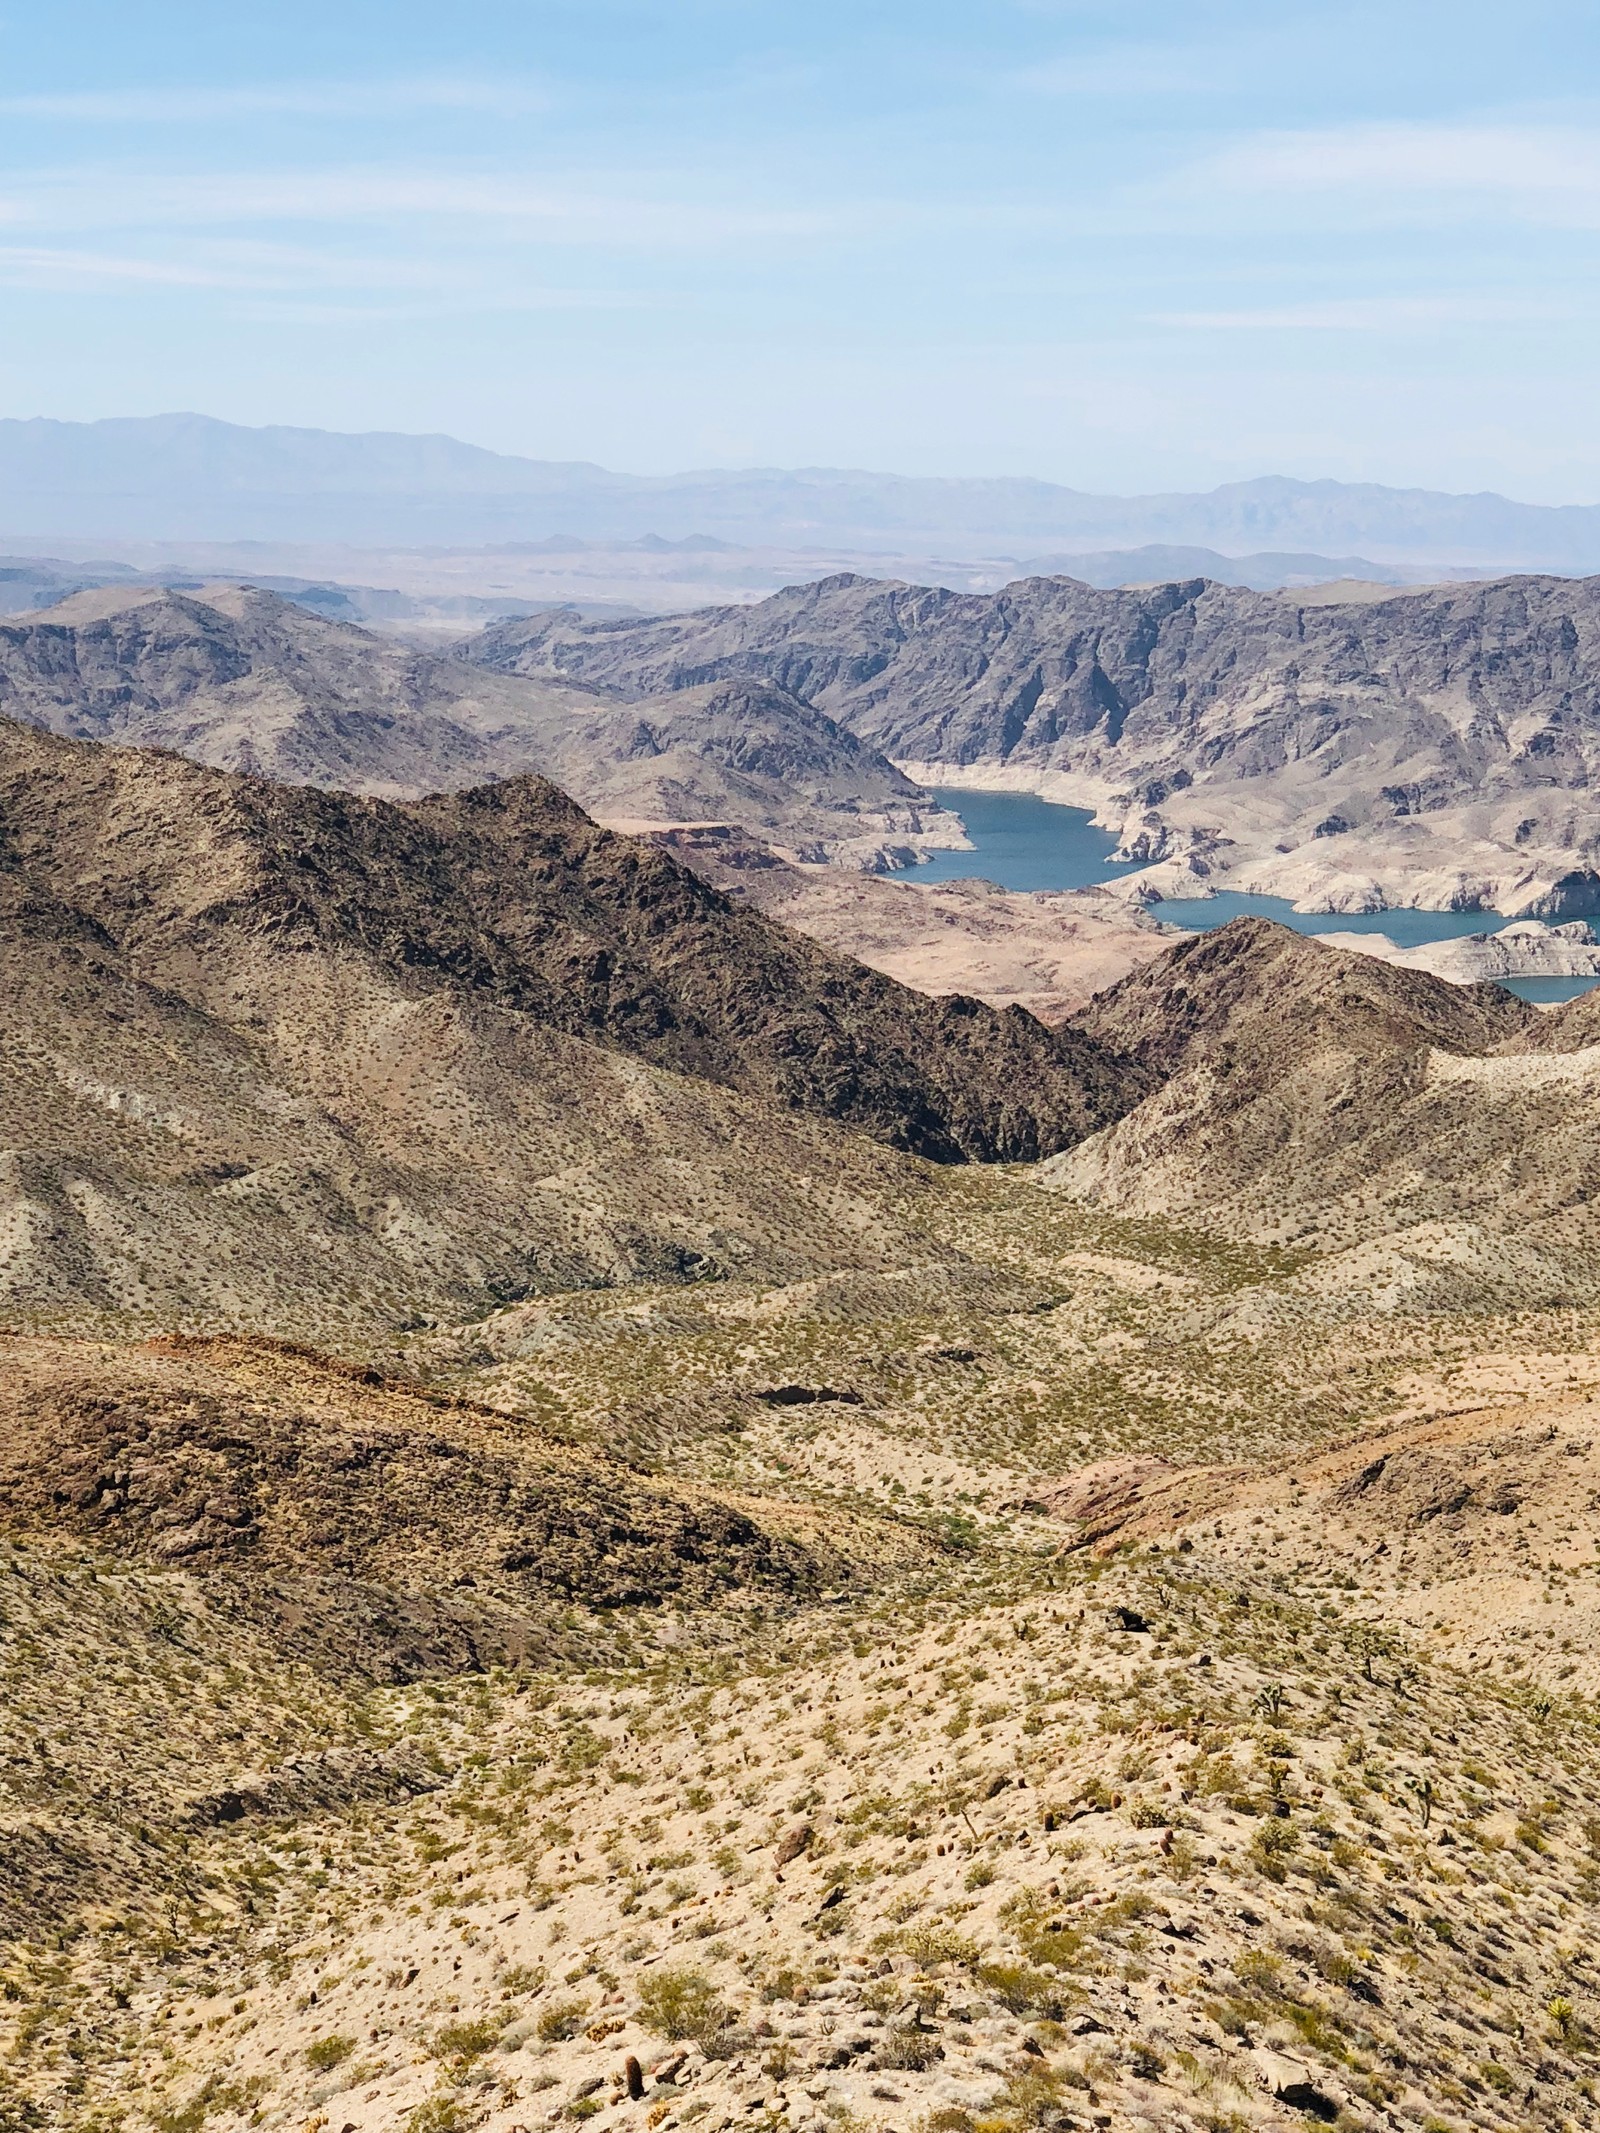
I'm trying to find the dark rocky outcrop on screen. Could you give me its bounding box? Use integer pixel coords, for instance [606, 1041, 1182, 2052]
[0, 718, 1142, 1326]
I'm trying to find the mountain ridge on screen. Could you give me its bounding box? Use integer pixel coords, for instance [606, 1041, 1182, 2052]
[0, 713, 1139, 1327]
[1048, 918, 1600, 1297]
[0, 581, 957, 862]
[476, 569, 1600, 917]
[7, 413, 1600, 563]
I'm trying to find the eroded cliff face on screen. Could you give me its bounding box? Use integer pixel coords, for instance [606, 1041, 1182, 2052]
[473, 570, 1600, 915]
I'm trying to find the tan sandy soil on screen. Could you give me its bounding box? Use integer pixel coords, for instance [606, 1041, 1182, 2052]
[652, 840, 1176, 1021]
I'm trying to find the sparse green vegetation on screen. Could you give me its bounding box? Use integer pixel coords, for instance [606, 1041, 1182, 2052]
[634, 1966, 727, 2043]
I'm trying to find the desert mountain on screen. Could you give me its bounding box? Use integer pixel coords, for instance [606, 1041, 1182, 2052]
[0, 716, 1135, 1328]
[12, 890, 1600, 2128]
[0, 582, 956, 862]
[20, 1276, 1600, 2133]
[474, 569, 1600, 916]
[0, 1328, 934, 1952]
[491, 672, 953, 866]
[1042, 918, 1600, 1299]
[1012, 542, 1482, 591]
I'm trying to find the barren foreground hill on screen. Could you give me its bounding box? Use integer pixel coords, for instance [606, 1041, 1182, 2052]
[13, 710, 1600, 2132]
[9, 907, 1600, 2129]
[475, 569, 1600, 915]
[15, 1257, 1600, 2133]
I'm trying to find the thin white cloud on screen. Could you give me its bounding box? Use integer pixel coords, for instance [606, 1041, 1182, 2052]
[1156, 295, 1579, 331]
[1010, 42, 1237, 97]
[0, 238, 643, 307]
[1183, 122, 1600, 225]
[0, 167, 847, 248]
[0, 246, 238, 288]
[0, 78, 552, 122]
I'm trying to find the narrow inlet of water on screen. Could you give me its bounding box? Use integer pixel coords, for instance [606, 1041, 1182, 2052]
[914, 787, 1600, 1004]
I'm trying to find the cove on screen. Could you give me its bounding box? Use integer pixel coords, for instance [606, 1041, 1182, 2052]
[916, 787, 1600, 1005]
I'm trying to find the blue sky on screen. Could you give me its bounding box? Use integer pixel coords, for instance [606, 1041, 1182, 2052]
[1, 1, 1598, 496]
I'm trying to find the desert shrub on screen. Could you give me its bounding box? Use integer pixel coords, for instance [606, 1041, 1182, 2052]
[876, 2024, 943, 2071]
[1127, 1797, 1171, 1830]
[700, 2025, 756, 2061]
[993, 2067, 1067, 2127]
[1160, 1832, 1200, 1883]
[897, 1921, 981, 1969]
[997, 1885, 1089, 1968]
[1234, 1950, 1286, 1996]
[305, 2034, 355, 2071]
[757, 1961, 811, 2004]
[405, 2099, 465, 2133]
[635, 1966, 727, 2043]
[1283, 1937, 1353, 1989]
[1250, 1820, 1300, 1880]
[536, 2000, 590, 2043]
[434, 2016, 504, 2060]
[963, 1862, 995, 1891]
[976, 1962, 1068, 2020]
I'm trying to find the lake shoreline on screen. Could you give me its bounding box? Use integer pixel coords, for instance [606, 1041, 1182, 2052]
[909, 785, 1600, 1003]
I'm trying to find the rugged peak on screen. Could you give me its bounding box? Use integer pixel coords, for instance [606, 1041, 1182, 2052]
[1072, 915, 1531, 1076]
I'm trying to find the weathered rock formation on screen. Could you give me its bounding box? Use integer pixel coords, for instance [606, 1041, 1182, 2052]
[0, 582, 961, 863]
[472, 571, 1600, 917]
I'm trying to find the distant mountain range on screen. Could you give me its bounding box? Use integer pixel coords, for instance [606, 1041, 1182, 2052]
[1014, 543, 1483, 591]
[6, 413, 1600, 568]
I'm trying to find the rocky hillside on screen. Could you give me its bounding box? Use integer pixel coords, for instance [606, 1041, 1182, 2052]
[1044, 919, 1600, 1298]
[0, 718, 1136, 1327]
[12, 1041, 1600, 2132]
[473, 570, 1600, 916]
[18, 1379, 1600, 2133]
[0, 582, 957, 862]
[499, 672, 956, 867]
[0, 1332, 931, 1945]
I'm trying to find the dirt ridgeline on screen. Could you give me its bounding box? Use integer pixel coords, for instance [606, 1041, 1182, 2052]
[0, 714, 1152, 1330]
[1040, 918, 1600, 1302]
[1025, 1380, 1600, 1693]
[26, 1539, 1600, 2133]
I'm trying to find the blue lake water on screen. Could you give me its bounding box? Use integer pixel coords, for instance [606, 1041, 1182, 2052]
[915, 788, 1148, 894]
[917, 787, 1600, 1004]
